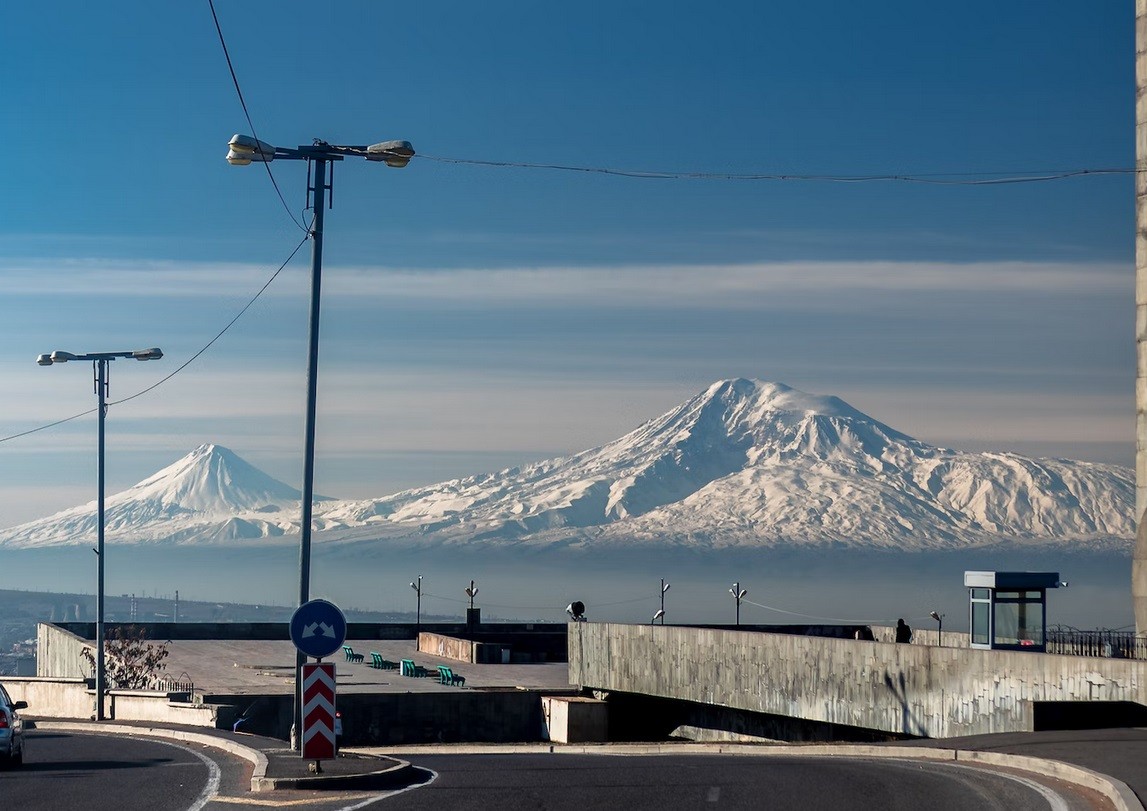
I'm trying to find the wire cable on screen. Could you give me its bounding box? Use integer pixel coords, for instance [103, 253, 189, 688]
[416, 154, 1135, 186]
[0, 229, 311, 444]
[740, 596, 925, 626]
[207, 0, 308, 234]
[110, 229, 310, 407]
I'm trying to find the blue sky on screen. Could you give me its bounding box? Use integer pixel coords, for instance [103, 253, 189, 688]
[0, 1, 1134, 526]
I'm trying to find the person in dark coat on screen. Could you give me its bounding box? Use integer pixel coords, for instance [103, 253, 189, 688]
[895, 618, 912, 643]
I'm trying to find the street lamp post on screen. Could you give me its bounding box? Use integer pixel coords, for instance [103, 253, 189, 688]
[227, 133, 413, 750]
[729, 582, 748, 626]
[659, 579, 670, 625]
[35, 347, 163, 720]
[930, 610, 945, 647]
[410, 575, 422, 638]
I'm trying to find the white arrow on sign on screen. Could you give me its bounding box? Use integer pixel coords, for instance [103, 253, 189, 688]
[302, 621, 336, 639]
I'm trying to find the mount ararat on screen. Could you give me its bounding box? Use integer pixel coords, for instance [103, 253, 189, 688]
[0, 379, 1133, 552]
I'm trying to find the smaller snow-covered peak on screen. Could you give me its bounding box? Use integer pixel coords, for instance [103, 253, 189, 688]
[123, 444, 300, 515]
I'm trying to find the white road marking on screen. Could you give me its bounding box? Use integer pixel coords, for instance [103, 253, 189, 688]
[166, 742, 222, 811]
[331, 767, 440, 811]
[945, 762, 1071, 811]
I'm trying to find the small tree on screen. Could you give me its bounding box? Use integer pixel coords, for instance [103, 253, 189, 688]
[81, 625, 171, 690]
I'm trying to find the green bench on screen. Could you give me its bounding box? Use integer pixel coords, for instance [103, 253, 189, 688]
[437, 665, 466, 687]
[369, 651, 399, 670]
[400, 658, 432, 678]
[342, 645, 364, 663]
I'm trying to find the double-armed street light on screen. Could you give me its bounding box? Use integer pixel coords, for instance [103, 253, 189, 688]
[658, 579, 670, 625]
[465, 580, 479, 611]
[35, 347, 163, 720]
[730, 582, 748, 626]
[226, 133, 413, 749]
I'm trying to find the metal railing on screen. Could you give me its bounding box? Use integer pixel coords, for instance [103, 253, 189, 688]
[1046, 627, 1147, 660]
[155, 672, 195, 694]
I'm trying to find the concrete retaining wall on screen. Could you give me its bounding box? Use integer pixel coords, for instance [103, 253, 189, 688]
[105, 692, 224, 727]
[419, 632, 479, 662]
[568, 623, 1147, 738]
[37, 623, 91, 679]
[204, 689, 551, 744]
[2, 676, 228, 726]
[1, 677, 93, 719]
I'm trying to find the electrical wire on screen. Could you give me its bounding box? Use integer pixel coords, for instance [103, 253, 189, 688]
[207, 0, 308, 234]
[422, 591, 658, 612]
[110, 229, 310, 407]
[740, 596, 921, 626]
[416, 154, 1134, 186]
[0, 229, 311, 445]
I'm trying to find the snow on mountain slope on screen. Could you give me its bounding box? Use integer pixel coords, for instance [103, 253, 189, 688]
[317, 379, 1134, 550]
[0, 444, 302, 547]
[0, 381, 1134, 551]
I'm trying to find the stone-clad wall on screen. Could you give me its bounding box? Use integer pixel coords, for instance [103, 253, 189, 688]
[568, 623, 1147, 738]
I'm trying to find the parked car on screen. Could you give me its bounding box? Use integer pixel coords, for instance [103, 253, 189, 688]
[0, 681, 27, 768]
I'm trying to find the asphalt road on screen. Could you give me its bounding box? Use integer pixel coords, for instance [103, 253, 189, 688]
[0, 729, 217, 811]
[396, 753, 1091, 811]
[1, 729, 420, 811]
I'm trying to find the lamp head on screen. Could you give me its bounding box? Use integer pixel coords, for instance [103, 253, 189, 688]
[226, 134, 276, 165]
[36, 353, 53, 366]
[49, 350, 78, 363]
[366, 139, 415, 168]
[930, 611, 941, 622]
[132, 348, 163, 361]
[652, 609, 665, 622]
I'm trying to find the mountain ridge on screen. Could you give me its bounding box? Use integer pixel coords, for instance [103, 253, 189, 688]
[0, 380, 1134, 551]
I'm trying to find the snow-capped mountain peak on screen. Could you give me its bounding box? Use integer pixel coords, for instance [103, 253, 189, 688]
[0, 444, 303, 547]
[126, 443, 300, 515]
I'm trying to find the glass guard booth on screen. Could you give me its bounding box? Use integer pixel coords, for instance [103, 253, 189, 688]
[964, 571, 1061, 652]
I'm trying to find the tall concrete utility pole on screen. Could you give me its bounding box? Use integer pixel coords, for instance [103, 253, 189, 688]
[1135, 0, 1147, 635]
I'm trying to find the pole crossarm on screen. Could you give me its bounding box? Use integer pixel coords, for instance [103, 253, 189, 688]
[227, 135, 414, 167]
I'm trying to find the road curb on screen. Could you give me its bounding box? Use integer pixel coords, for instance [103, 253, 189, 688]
[252, 760, 416, 792]
[347, 741, 1144, 811]
[31, 721, 413, 793]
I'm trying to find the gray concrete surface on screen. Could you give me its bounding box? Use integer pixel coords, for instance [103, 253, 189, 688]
[569, 622, 1147, 738]
[164, 637, 570, 694]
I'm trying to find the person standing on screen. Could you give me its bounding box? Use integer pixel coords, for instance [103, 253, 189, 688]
[895, 618, 912, 643]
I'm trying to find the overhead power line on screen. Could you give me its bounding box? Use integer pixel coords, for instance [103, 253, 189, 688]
[0, 230, 311, 446]
[207, 0, 308, 233]
[417, 154, 1134, 186]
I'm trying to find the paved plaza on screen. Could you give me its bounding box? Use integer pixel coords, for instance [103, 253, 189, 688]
[162, 637, 571, 695]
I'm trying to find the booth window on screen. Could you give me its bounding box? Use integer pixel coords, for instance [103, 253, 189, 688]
[993, 590, 1044, 648]
[970, 587, 991, 646]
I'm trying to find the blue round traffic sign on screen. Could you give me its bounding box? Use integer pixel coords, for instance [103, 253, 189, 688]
[289, 599, 347, 659]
